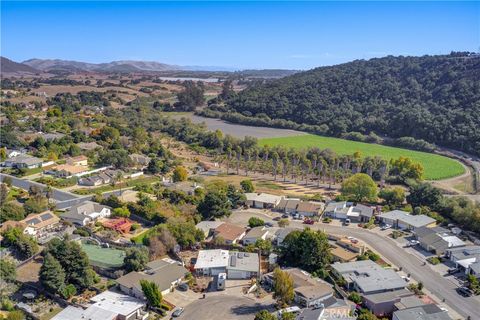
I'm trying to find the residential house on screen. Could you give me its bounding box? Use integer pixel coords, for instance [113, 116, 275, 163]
[227, 251, 260, 279]
[362, 289, 415, 316]
[52, 164, 89, 178]
[195, 221, 225, 238]
[77, 141, 101, 151]
[294, 298, 353, 320]
[377, 210, 436, 231]
[52, 290, 147, 320]
[324, 202, 374, 222]
[392, 304, 453, 320]
[242, 226, 270, 245]
[117, 258, 186, 298]
[276, 199, 301, 214]
[78, 170, 122, 186]
[60, 201, 111, 226]
[335, 237, 366, 254]
[446, 245, 480, 277]
[194, 250, 259, 279]
[4, 155, 43, 169]
[331, 260, 406, 294]
[129, 153, 151, 167]
[21, 211, 60, 238]
[5, 149, 25, 158]
[264, 268, 334, 307]
[245, 193, 283, 209]
[40, 132, 65, 141]
[414, 226, 465, 255]
[213, 223, 246, 244]
[274, 228, 296, 245]
[296, 201, 324, 217]
[66, 155, 89, 166]
[102, 218, 134, 234]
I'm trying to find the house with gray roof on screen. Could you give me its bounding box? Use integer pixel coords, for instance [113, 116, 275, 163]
[331, 260, 406, 294]
[4, 155, 43, 169]
[242, 226, 270, 245]
[362, 288, 415, 316]
[276, 199, 301, 214]
[414, 226, 465, 255]
[324, 201, 373, 222]
[60, 201, 111, 226]
[377, 210, 436, 230]
[194, 249, 259, 279]
[116, 258, 187, 298]
[392, 304, 452, 320]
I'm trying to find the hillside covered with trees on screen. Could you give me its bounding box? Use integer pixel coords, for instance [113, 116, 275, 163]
[209, 53, 480, 156]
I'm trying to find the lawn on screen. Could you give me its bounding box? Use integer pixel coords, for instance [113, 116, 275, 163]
[259, 134, 464, 180]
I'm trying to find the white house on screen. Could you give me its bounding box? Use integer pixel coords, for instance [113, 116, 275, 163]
[245, 193, 283, 209]
[194, 250, 259, 279]
[377, 210, 436, 230]
[60, 201, 111, 226]
[242, 226, 270, 245]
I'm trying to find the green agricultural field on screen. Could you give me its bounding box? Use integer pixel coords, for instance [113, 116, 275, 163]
[259, 134, 464, 180]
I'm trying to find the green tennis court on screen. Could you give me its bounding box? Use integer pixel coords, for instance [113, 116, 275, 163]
[81, 243, 126, 269]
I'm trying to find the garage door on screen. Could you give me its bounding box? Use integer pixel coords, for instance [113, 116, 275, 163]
[228, 270, 247, 279]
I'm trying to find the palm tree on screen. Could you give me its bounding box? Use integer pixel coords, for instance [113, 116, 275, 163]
[262, 145, 270, 175]
[235, 146, 242, 175]
[243, 149, 251, 176]
[271, 152, 279, 181]
[252, 148, 259, 174]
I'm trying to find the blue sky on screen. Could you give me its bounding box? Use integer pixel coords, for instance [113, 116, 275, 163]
[1, 1, 479, 70]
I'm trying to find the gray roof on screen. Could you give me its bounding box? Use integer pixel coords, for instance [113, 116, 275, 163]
[116, 259, 186, 293]
[332, 260, 406, 294]
[414, 226, 449, 239]
[469, 261, 480, 274]
[352, 204, 374, 218]
[244, 226, 269, 239]
[393, 304, 452, 320]
[8, 155, 43, 166]
[378, 210, 436, 228]
[69, 201, 108, 215]
[324, 201, 347, 213]
[363, 288, 413, 304]
[277, 199, 301, 211]
[447, 245, 480, 260]
[228, 252, 259, 273]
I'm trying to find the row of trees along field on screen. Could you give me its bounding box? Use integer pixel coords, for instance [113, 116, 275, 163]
[204, 53, 480, 157]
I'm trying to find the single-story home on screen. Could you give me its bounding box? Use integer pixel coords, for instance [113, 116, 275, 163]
[242, 226, 270, 245]
[129, 153, 151, 167]
[330, 246, 359, 263]
[117, 258, 187, 298]
[4, 155, 43, 169]
[392, 304, 452, 320]
[362, 288, 415, 316]
[77, 141, 101, 151]
[296, 201, 324, 217]
[60, 201, 111, 226]
[195, 221, 225, 238]
[274, 228, 296, 245]
[325, 202, 374, 222]
[264, 268, 334, 308]
[245, 193, 283, 209]
[276, 199, 301, 214]
[52, 164, 89, 178]
[52, 290, 147, 320]
[102, 218, 134, 234]
[414, 226, 465, 255]
[377, 210, 436, 231]
[213, 223, 246, 244]
[332, 260, 406, 294]
[66, 155, 89, 166]
[194, 250, 259, 279]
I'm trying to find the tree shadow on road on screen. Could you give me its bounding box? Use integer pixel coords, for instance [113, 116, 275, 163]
[230, 302, 276, 315]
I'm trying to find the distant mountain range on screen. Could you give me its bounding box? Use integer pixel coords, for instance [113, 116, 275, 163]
[1, 57, 41, 74]
[0, 57, 237, 74]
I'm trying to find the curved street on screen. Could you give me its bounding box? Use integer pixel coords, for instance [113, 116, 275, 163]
[226, 210, 480, 319]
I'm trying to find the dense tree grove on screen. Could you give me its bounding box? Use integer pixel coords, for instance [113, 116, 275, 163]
[207, 53, 480, 156]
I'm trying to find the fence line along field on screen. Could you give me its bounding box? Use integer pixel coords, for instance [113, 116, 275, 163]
[259, 134, 464, 181]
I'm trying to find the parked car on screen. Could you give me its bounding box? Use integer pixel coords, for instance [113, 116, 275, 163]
[407, 240, 419, 247]
[343, 219, 351, 226]
[401, 275, 411, 282]
[172, 307, 185, 317]
[265, 222, 274, 227]
[381, 224, 391, 230]
[177, 283, 188, 291]
[456, 287, 473, 297]
[281, 214, 290, 219]
[447, 268, 459, 275]
[303, 219, 314, 225]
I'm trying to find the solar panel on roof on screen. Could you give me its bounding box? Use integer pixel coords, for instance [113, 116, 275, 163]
[40, 213, 53, 221]
[26, 218, 41, 225]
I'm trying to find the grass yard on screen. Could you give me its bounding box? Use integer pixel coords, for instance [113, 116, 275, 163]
[259, 134, 464, 180]
[73, 176, 160, 195]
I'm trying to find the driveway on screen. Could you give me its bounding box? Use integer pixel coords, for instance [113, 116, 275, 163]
[226, 210, 480, 319]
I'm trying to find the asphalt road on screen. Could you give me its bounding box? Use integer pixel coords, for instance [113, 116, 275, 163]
[227, 210, 480, 319]
[0, 173, 92, 208]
